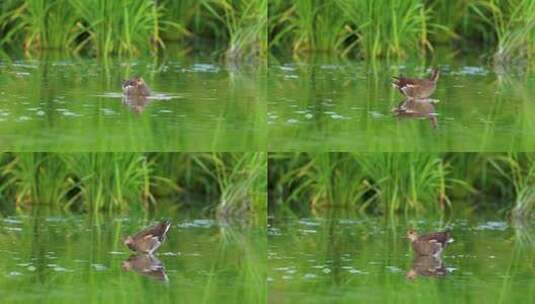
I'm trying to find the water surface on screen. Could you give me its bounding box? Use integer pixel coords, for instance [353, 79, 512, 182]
[268, 55, 535, 151]
[268, 212, 535, 303]
[0, 53, 265, 151]
[0, 209, 265, 303]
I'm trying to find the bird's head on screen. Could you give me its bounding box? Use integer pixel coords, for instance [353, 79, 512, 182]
[406, 229, 418, 241]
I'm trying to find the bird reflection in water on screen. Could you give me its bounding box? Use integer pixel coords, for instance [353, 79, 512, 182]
[406, 255, 447, 280]
[392, 98, 439, 128]
[122, 95, 151, 114]
[122, 254, 168, 282]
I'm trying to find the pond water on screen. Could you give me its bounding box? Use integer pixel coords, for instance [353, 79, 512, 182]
[268, 212, 535, 303]
[0, 52, 265, 151]
[267, 55, 535, 151]
[0, 209, 265, 303]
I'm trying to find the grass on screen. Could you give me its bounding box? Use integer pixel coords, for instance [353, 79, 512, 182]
[268, 0, 535, 64]
[484, 0, 535, 65]
[269, 0, 437, 58]
[269, 153, 535, 218]
[0, 0, 80, 52]
[485, 153, 535, 219]
[69, 0, 165, 57]
[2, 1, 532, 63]
[150, 153, 267, 224]
[268, 0, 347, 53]
[202, 0, 267, 62]
[1, 1, 532, 63]
[0, 153, 266, 221]
[0, 0, 267, 61]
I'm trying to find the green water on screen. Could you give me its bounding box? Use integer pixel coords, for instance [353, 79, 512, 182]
[267, 55, 535, 151]
[268, 213, 535, 303]
[0, 53, 265, 151]
[0, 208, 266, 303]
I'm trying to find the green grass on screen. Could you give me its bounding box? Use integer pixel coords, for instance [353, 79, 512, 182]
[268, 0, 535, 64]
[0, 153, 266, 221]
[151, 153, 267, 224]
[0, 0, 80, 52]
[269, 0, 437, 58]
[2, 1, 532, 63]
[202, 0, 267, 62]
[485, 153, 535, 219]
[0, 0, 267, 61]
[485, 0, 535, 65]
[69, 0, 164, 57]
[269, 153, 535, 218]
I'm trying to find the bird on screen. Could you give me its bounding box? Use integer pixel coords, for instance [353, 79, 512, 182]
[407, 229, 453, 257]
[122, 254, 168, 281]
[392, 68, 440, 99]
[124, 220, 171, 254]
[122, 76, 151, 96]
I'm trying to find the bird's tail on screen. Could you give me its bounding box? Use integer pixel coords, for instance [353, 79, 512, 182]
[444, 228, 454, 243]
[162, 220, 171, 234]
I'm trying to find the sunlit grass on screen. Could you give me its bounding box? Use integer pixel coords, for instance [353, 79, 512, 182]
[486, 153, 535, 219]
[0, 153, 265, 220]
[268, 0, 535, 64]
[0, 0, 267, 61]
[269, 0, 436, 58]
[484, 0, 534, 65]
[151, 153, 267, 223]
[69, 0, 165, 57]
[202, 0, 267, 62]
[269, 153, 535, 218]
[0, 0, 80, 52]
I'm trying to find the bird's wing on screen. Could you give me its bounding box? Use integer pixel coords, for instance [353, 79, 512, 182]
[419, 232, 450, 244]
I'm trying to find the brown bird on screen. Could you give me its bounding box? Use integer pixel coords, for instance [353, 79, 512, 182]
[122, 254, 168, 281]
[392, 68, 440, 99]
[124, 220, 171, 254]
[122, 76, 151, 96]
[407, 229, 453, 257]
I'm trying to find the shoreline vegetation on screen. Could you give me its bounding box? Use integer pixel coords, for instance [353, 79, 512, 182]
[0, 0, 267, 62]
[0, 153, 266, 224]
[268, 153, 535, 219]
[268, 0, 534, 65]
[0, 1, 532, 66]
